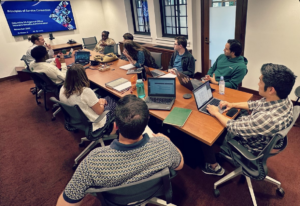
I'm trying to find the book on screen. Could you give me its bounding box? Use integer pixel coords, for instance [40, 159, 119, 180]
[120, 64, 135, 70]
[163, 107, 192, 127]
[105, 78, 131, 92]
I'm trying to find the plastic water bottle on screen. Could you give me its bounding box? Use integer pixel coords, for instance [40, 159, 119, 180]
[136, 79, 145, 98]
[219, 76, 225, 95]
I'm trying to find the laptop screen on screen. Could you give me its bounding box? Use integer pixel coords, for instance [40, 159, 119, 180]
[148, 78, 176, 97]
[75, 51, 90, 63]
[193, 81, 213, 109]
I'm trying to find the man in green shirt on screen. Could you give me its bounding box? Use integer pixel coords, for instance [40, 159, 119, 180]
[204, 39, 248, 89]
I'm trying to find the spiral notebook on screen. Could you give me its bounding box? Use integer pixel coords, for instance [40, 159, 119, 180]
[105, 78, 131, 92]
[163, 107, 192, 127]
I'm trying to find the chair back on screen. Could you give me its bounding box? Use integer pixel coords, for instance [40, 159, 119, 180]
[104, 43, 118, 55]
[21, 55, 30, 71]
[82, 37, 97, 50]
[227, 106, 300, 180]
[33, 72, 62, 95]
[85, 168, 172, 206]
[150, 52, 162, 69]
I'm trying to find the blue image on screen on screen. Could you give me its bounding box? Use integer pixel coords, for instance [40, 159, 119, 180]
[1, 1, 77, 36]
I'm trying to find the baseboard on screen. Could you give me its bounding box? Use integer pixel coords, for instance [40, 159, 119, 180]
[0, 75, 18, 83]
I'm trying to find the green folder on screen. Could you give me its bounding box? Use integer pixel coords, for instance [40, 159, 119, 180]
[163, 107, 192, 127]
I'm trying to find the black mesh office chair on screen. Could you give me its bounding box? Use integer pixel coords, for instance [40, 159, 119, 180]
[50, 97, 117, 170]
[22, 69, 44, 105]
[295, 86, 300, 105]
[214, 106, 300, 206]
[82, 37, 98, 50]
[21, 55, 30, 71]
[85, 167, 175, 206]
[150, 52, 163, 70]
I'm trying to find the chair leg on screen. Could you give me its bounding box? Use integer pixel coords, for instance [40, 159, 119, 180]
[44, 91, 49, 111]
[246, 176, 257, 206]
[36, 88, 42, 105]
[52, 107, 61, 121]
[37, 89, 43, 97]
[146, 197, 177, 206]
[264, 176, 281, 188]
[214, 167, 243, 189]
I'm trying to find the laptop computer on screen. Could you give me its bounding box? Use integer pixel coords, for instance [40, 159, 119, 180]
[75, 51, 90, 65]
[176, 70, 203, 91]
[103, 45, 115, 54]
[145, 78, 176, 110]
[193, 81, 224, 116]
[144, 66, 165, 77]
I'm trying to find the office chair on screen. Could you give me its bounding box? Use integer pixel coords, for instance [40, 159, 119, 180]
[82, 36, 98, 50]
[21, 55, 30, 71]
[50, 97, 117, 170]
[214, 106, 300, 206]
[150, 52, 163, 70]
[295, 86, 300, 105]
[104, 43, 119, 56]
[85, 167, 176, 206]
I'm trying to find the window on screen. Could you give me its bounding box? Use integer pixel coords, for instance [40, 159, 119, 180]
[211, 0, 236, 7]
[130, 0, 150, 35]
[160, 0, 188, 38]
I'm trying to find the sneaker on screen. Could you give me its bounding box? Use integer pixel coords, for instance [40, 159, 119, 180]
[202, 163, 225, 176]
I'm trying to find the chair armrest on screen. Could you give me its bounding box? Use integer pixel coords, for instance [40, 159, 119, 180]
[228, 139, 264, 161]
[90, 110, 110, 123]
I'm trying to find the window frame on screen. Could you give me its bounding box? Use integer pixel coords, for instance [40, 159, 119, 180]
[211, 0, 237, 7]
[130, 0, 151, 35]
[160, 0, 188, 39]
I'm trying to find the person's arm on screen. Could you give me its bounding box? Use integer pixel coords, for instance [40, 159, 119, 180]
[224, 66, 247, 89]
[107, 38, 116, 46]
[182, 56, 195, 78]
[219, 101, 250, 112]
[206, 105, 231, 127]
[81, 88, 106, 116]
[207, 55, 220, 76]
[45, 43, 54, 58]
[56, 193, 82, 206]
[91, 98, 107, 115]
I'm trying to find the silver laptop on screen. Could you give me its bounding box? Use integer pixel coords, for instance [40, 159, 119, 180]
[75, 51, 90, 65]
[144, 66, 165, 77]
[145, 78, 176, 111]
[176, 70, 203, 91]
[193, 81, 224, 116]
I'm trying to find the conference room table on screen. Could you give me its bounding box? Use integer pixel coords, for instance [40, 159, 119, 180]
[64, 49, 253, 146]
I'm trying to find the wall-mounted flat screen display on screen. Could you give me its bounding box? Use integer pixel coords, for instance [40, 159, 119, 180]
[1, 1, 76, 36]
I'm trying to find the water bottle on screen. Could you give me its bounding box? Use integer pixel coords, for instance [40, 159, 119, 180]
[219, 76, 225, 95]
[136, 79, 145, 98]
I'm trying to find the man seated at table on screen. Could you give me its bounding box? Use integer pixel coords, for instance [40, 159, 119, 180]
[30, 46, 65, 84]
[120, 33, 134, 61]
[204, 39, 248, 89]
[201, 63, 295, 176]
[26, 34, 54, 63]
[56, 94, 184, 206]
[168, 36, 195, 78]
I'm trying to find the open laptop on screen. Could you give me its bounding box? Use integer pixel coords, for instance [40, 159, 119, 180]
[176, 70, 203, 91]
[145, 78, 176, 110]
[74, 51, 90, 65]
[103, 45, 115, 54]
[144, 66, 165, 77]
[193, 81, 224, 116]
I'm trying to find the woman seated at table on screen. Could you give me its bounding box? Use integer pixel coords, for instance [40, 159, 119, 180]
[59, 64, 116, 132]
[93, 31, 116, 53]
[122, 40, 158, 68]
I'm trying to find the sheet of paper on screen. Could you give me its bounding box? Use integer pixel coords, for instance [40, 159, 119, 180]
[114, 81, 131, 92]
[160, 73, 177, 78]
[120, 64, 135, 70]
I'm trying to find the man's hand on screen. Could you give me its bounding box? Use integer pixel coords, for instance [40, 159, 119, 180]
[206, 104, 220, 117]
[206, 73, 218, 84]
[152, 133, 170, 141]
[219, 101, 233, 112]
[99, 98, 107, 106]
[45, 43, 52, 50]
[168, 68, 177, 75]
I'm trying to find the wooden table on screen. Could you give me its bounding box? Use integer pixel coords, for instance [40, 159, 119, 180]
[65, 49, 253, 146]
[52, 43, 83, 54]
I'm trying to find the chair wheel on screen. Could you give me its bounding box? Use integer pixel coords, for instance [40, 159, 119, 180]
[72, 163, 78, 170]
[276, 188, 285, 197]
[79, 142, 85, 147]
[51, 117, 56, 121]
[214, 189, 220, 197]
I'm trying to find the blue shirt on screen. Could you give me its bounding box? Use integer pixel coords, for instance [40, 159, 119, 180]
[133, 51, 145, 68]
[173, 54, 183, 72]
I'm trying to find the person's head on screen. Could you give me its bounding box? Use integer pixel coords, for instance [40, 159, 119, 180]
[28, 34, 45, 46]
[124, 40, 152, 66]
[115, 94, 149, 140]
[123, 33, 134, 41]
[174, 36, 187, 51]
[102, 31, 109, 40]
[63, 64, 90, 98]
[31, 46, 48, 62]
[259, 63, 296, 99]
[224, 39, 242, 57]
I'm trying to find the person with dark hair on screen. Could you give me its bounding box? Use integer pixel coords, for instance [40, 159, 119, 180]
[200, 63, 296, 176]
[56, 94, 184, 206]
[26, 34, 54, 63]
[59, 64, 116, 132]
[120, 33, 134, 61]
[168, 36, 195, 78]
[122, 40, 158, 68]
[204, 39, 248, 89]
[93, 31, 116, 53]
[29, 46, 65, 84]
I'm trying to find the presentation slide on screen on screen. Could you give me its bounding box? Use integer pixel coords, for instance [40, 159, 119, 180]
[1, 1, 76, 36]
[149, 79, 175, 95]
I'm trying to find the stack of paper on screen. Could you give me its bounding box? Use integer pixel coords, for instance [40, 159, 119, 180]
[120, 64, 135, 70]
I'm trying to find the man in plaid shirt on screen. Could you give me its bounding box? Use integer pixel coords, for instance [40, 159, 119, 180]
[202, 63, 296, 176]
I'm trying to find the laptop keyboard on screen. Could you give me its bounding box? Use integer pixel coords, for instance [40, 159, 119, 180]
[200, 99, 220, 113]
[146, 97, 173, 104]
[151, 70, 163, 77]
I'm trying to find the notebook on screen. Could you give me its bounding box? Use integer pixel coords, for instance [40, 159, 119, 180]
[120, 64, 135, 70]
[105, 78, 131, 92]
[176, 70, 203, 91]
[163, 107, 192, 127]
[193, 81, 224, 116]
[145, 78, 176, 111]
[144, 66, 165, 77]
[74, 51, 90, 65]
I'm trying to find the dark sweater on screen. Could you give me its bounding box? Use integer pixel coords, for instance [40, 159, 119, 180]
[168, 49, 195, 78]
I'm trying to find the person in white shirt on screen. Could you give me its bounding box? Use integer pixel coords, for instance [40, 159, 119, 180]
[59, 64, 117, 132]
[29, 46, 65, 84]
[26, 34, 54, 63]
